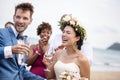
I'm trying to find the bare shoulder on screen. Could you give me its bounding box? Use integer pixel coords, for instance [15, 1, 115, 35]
[77, 52, 90, 79]
[77, 52, 89, 65]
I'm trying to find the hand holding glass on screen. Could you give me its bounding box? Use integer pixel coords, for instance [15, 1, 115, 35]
[17, 37, 30, 66]
[44, 47, 55, 72]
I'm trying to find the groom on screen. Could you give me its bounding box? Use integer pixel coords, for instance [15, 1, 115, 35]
[0, 2, 44, 80]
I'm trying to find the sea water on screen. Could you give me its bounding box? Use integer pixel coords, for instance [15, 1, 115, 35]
[91, 48, 120, 71]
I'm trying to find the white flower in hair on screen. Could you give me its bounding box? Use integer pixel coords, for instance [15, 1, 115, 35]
[72, 17, 77, 22]
[70, 20, 75, 25]
[77, 22, 82, 27]
[63, 15, 71, 21]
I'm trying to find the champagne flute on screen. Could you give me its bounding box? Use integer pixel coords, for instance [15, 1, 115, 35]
[45, 46, 55, 60]
[23, 36, 30, 45]
[44, 46, 55, 72]
[17, 36, 30, 66]
[17, 39, 25, 66]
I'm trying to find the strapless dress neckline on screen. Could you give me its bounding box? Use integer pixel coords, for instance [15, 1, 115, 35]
[54, 60, 80, 80]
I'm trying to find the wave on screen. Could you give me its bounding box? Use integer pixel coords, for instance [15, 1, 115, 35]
[92, 48, 120, 71]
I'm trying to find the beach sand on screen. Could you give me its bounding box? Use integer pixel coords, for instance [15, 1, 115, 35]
[26, 66, 120, 80]
[90, 71, 120, 80]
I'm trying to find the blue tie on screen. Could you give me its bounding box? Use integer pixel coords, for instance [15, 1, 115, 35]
[16, 34, 24, 40]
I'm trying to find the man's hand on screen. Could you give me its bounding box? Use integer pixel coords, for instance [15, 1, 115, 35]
[12, 44, 30, 56]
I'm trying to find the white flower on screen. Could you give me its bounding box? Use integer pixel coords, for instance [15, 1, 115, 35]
[70, 20, 75, 25]
[62, 15, 71, 21]
[75, 28, 78, 31]
[59, 71, 81, 80]
[72, 17, 77, 22]
[61, 71, 68, 75]
[66, 76, 71, 80]
[77, 22, 82, 27]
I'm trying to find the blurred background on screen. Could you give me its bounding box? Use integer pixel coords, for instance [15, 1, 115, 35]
[0, 0, 120, 49]
[0, 0, 120, 79]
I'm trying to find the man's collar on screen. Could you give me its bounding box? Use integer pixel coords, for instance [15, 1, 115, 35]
[11, 26, 18, 37]
[11, 26, 24, 37]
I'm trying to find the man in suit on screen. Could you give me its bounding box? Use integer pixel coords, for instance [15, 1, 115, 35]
[0, 2, 44, 80]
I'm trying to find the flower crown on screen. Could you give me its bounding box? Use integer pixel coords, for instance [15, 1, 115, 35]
[59, 14, 87, 40]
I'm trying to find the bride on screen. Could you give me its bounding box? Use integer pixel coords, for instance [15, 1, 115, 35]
[43, 14, 90, 80]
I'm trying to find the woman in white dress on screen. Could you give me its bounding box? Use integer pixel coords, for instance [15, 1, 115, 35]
[43, 14, 90, 80]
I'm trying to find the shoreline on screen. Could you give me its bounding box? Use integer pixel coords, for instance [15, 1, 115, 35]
[91, 62, 120, 71]
[90, 71, 120, 80]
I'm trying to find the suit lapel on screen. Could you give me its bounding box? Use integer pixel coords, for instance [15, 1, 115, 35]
[7, 27, 19, 66]
[7, 27, 17, 45]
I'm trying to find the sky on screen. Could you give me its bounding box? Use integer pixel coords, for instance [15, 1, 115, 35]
[0, 0, 120, 49]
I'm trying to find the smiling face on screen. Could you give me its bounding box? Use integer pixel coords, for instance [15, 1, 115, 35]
[40, 28, 51, 43]
[62, 25, 80, 47]
[13, 9, 32, 34]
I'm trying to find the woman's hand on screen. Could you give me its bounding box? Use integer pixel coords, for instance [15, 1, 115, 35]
[42, 56, 52, 67]
[38, 37, 48, 53]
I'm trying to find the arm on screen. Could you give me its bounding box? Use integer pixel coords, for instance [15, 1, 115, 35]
[0, 47, 5, 59]
[0, 29, 13, 59]
[0, 43, 30, 59]
[26, 37, 48, 66]
[26, 44, 40, 66]
[79, 56, 90, 80]
[43, 50, 59, 79]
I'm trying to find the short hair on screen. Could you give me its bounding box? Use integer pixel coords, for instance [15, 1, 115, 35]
[15, 2, 34, 17]
[37, 22, 52, 35]
[5, 21, 14, 28]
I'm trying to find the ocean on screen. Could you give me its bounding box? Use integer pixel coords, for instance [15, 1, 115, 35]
[91, 48, 120, 71]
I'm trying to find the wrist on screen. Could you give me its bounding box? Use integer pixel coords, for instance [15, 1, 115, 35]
[36, 51, 40, 55]
[44, 68, 51, 72]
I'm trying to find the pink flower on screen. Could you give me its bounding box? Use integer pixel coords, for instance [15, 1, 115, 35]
[59, 71, 81, 80]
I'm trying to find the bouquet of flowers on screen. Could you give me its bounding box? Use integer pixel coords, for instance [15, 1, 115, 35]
[59, 71, 88, 80]
[59, 71, 80, 80]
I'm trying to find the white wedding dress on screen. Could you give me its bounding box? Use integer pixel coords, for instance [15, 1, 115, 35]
[54, 60, 80, 80]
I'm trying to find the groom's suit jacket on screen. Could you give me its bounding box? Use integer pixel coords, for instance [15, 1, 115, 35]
[0, 27, 44, 80]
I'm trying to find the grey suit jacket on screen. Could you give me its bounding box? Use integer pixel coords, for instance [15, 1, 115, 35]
[0, 27, 44, 80]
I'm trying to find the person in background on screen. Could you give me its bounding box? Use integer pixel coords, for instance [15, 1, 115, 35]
[43, 14, 90, 80]
[4, 21, 14, 28]
[51, 14, 93, 64]
[0, 2, 44, 80]
[26, 22, 52, 78]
